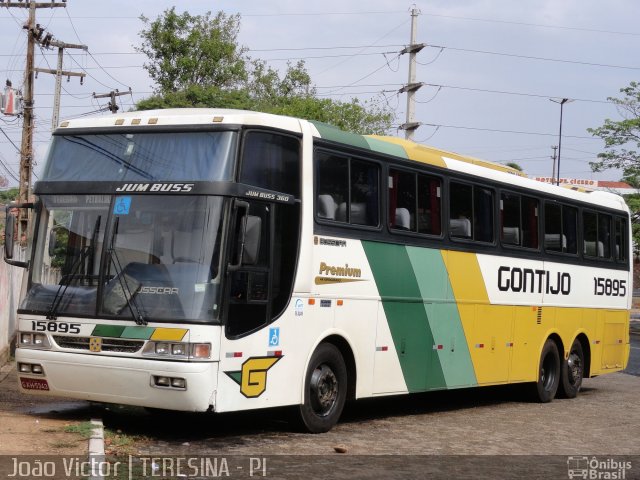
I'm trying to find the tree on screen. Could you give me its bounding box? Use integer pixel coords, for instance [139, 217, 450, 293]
[137, 8, 248, 93]
[588, 81, 640, 177]
[135, 9, 394, 135]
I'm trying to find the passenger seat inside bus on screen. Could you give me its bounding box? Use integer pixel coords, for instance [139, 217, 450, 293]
[395, 208, 412, 230]
[317, 194, 338, 220]
[449, 217, 471, 238]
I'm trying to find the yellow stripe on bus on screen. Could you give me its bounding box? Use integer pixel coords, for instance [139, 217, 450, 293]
[151, 328, 188, 342]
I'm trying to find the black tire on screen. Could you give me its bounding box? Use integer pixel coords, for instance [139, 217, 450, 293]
[530, 338, 561, 403]
[298, 343, 347, 433]
[557, 339, 584, 399]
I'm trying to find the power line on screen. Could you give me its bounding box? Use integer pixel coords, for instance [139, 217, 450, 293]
[421, 122, 599, 139]
[422, 83, 614, 104]
[421, 12, 640, 37]
[429, 44, 640, 71]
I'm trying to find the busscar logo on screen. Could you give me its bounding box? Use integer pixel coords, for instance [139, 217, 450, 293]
[225, 356, 283, 398]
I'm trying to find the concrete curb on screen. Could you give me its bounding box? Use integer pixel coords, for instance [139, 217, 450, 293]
[89, 418, 106, 480]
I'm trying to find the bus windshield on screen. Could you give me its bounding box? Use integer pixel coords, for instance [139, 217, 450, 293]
[22, 194, 226, 323]
[42, 131, 236, 182]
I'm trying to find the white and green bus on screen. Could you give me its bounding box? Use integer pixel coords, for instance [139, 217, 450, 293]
[6, 109, 630, 433]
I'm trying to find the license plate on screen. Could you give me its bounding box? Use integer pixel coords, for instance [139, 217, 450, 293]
[20, 377, 50, 391]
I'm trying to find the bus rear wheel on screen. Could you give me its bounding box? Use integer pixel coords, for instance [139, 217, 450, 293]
[530, 338, 560, 403]
[298, 343, 347, 433]
[558, 339, 584, 399]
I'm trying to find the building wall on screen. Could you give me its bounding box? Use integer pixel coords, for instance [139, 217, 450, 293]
[0, 254, 24, 365]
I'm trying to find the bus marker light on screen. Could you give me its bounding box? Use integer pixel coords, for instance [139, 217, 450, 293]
[433, 345, 443, 350]
[212, 116, 224, 122]
[267, 350, 282, 357]
[376, 346, 388, 352]
[308, 299, 315, 305]
[475, 344, 485, 349]
[337, 300, 344, 306]
[225, 352, 243, 358]
[593, 340, 601, 345]
[506, 342, 514, 347]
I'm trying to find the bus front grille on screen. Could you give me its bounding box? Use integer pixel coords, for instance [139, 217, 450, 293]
[52, 336, 144, 353]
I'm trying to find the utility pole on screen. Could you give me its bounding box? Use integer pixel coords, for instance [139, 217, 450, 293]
[551, 145, 558, 183]
[399, 5, 425, 141]
[35, 38, 88, 131]
[92, 89, 132, 114]
[1, 0, 69, 234]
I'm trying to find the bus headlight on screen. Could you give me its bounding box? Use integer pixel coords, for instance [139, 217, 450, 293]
[18, 332, 51, 349]
[142, 342, 211, 360]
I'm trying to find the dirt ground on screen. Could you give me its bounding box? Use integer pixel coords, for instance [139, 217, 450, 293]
[0, 362, 89, 455]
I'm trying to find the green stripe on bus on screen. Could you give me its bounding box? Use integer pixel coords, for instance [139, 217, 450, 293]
[91, 325, 126, 338]
[311, 121, 370, 150]
[121, 326, 156, 340]
[362, 241, 447, 391]
[405, 247, 477, 387]
[364, 137, 409, 159]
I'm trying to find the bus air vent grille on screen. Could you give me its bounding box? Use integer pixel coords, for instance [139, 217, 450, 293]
[52, 336, 144, 353]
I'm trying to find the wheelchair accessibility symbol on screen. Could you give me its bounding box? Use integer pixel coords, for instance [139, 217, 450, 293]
[269, 327, 280, 347]
[113, 196, 131, 215]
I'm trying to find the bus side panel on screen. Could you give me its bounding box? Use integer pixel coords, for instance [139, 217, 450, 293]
[363, 242, 477, 393]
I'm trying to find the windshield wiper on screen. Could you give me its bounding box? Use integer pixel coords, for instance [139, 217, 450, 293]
[47, 216, 101, 320]
[106, 217, 147, 325]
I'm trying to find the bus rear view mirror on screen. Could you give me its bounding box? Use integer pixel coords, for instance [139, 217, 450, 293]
[4, 212, 16, 260]
[4, 203, 33, 268]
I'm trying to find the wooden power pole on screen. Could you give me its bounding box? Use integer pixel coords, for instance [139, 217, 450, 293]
[1, 1, 85, 234]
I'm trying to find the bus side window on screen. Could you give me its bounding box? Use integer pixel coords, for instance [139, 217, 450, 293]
[240, 131, 300, 197]
[614, 217, 627, 262]
[316, 151, 379, 227]
[449, 182, 493, 242]
[545, 203, 577, 254]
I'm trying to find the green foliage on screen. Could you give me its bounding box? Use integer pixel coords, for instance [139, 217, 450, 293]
[623, 194, 640, 255]
[137, 8, 248, 93]
[505, 162, 523, 172]
[135, 9, 394, 135]
[588, 81, 640, 176]
[0, 187, 19, 202]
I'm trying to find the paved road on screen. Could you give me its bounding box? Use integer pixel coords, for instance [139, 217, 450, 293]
[625, 332, 640, 376]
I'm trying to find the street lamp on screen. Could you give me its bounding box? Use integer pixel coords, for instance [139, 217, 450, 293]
[549, 98, 574, 186]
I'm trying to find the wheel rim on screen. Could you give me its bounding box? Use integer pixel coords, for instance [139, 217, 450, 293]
[567, 350, 583, 386]
[541, 352, 557, 392]
[309, 364, 338, 417]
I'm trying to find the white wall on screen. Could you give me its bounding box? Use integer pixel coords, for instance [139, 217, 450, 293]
[0, 253, 24, 365]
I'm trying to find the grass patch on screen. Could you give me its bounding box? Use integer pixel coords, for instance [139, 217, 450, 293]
[104, 429, 147, 456]
[64, 421, 95, 439]
[49, 441, 79, 449]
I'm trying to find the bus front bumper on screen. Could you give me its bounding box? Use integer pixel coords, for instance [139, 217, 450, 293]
[15, 348, 218, 412]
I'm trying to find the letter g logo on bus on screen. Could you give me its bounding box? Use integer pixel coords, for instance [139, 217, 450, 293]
[225, 356, 282, 398]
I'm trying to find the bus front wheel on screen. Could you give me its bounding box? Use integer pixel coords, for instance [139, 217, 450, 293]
[298, 343, 347, 433]
[530, 338, 561, 403]
[557, 339, 584, 399]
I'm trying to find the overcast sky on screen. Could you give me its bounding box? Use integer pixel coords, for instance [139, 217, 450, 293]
[1, 0, 639, 185]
